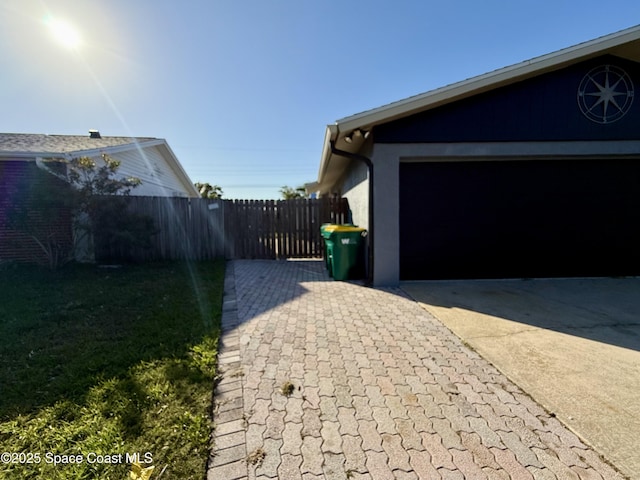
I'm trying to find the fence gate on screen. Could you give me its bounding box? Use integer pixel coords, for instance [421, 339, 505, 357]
[223, 197, 349, 259]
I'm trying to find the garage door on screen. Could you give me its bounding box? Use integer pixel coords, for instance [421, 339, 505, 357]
[399, 159, 640, 280]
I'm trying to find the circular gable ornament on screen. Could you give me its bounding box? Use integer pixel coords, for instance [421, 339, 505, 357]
[577, 65, 634, 124]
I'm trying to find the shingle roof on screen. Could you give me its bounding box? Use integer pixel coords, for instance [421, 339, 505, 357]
[0, 133, 158, 155]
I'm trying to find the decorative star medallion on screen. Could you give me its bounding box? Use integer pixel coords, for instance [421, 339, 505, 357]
[577, 65, 634, 124]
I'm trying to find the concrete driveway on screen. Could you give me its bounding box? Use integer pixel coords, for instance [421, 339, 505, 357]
[402, 277, 640, 478]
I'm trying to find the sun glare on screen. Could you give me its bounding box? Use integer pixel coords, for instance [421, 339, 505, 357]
[47, 18, 82, 50]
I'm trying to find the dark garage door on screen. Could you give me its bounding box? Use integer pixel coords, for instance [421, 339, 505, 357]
[399, 159, 640, 280]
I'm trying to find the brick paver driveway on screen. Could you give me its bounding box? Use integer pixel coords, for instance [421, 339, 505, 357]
[208, 260, 624, 480]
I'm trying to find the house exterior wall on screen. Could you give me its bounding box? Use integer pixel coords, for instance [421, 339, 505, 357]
[320, 55, 640, 286]
[370, 145, 400, 286]
[0, 161, 72, 264]
[365, 55, 640, 285]
[340, 160, 369, 230]
[107, 146, 193, 197]
[375, 55, 640, 144]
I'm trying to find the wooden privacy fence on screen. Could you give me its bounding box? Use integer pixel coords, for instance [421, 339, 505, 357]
[223, 198, 349, 259]
[95, 196, 224, 262]
[95, 196, 349, 262]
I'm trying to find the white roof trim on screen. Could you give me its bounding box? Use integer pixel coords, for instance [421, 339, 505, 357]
[336, 24, 640, 131]
[155, 141, 200, 197]
[63, 138, 165, 158]
[316, 24, 640, 190]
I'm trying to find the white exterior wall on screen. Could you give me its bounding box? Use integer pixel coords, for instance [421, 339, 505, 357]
[104, 146, 191, 197]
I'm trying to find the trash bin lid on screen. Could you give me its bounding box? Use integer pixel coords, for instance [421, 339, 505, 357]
[321, 224, 341, 239]
[331, 225, 366, 233]
[322, 224, 360, 237]
[322, 224, 342, 231]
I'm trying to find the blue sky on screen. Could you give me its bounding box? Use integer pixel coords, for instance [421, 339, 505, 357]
[2, 1, 640, 199]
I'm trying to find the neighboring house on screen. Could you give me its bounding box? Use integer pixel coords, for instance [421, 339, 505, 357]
[0, 131, 199, 263]
[311, 25, 640, 286]
[0, 131, 198, 197]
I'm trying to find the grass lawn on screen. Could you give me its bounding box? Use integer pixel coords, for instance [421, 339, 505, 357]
[0, 260, 224, 479]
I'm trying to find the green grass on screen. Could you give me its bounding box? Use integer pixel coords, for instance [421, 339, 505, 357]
[0, 260, 224, 479]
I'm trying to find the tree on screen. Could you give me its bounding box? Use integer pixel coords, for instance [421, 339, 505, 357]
[279, 185, 308, 199]
[9, 155, 154, 268]
[67, 155, 155, 263]
[195, 182, 223, 199]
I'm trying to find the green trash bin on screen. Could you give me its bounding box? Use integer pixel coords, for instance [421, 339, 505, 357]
[320, 223, 352, 271]
[326, 225, 367, 281]
[320, 224, 335, 270]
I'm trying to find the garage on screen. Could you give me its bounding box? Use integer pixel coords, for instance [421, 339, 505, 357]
[313, 25, 640, 285]
[399, 159, 640, 280]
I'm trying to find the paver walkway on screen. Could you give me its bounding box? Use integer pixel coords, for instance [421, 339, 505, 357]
[208, 260, 625, 480]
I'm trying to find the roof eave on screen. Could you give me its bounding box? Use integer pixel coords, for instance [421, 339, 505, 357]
[156, 141, 200, 197]
[337, 24, 640, 131]
[314, 25, 640, 194]
[0, 151, 67, 159]
[317, 125, 338, 185]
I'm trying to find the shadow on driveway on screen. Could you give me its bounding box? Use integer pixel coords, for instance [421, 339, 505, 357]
[406, 277, 640, 351]
[402, 276, 640, 478]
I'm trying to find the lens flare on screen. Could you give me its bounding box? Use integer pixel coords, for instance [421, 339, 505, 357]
[47, 18, 82, 49]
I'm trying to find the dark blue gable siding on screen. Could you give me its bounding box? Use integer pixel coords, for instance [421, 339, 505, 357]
[375, 55, 640, 143]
